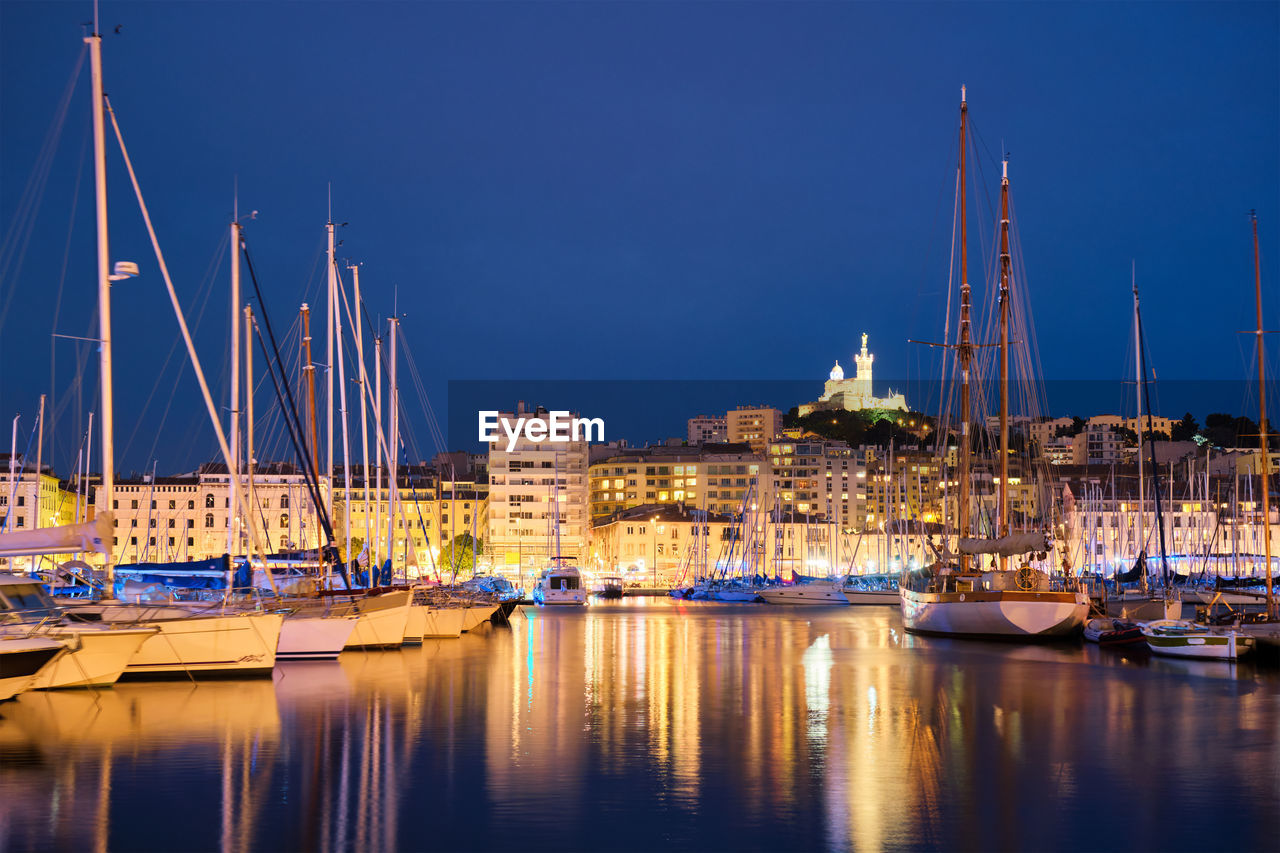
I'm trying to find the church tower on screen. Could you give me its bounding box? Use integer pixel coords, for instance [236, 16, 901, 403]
[852, 332, 873, 399]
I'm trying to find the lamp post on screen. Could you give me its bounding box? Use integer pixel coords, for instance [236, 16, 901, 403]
[651, 515, 658, 587]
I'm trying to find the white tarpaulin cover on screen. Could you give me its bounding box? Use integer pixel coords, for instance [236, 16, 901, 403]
[0, 513, 112, 557]
[957, 531, 1049, 557]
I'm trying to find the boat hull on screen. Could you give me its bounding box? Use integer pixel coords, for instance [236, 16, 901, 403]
[403, 603, 428, 644]
[1141, 620, 1250, 660]
[842, 589, 900, 605]
[422, 607, 465, 638]
[0, 638, 65, 701]
[900, 588, 1088, 638]
[344, 591, 411, 650]
[760, 585, 849, 605]
[31, 626, 156, 688]
[119, 612, 283, 679]
[278, 614, 358, 661]
[460, 604, 496, 632]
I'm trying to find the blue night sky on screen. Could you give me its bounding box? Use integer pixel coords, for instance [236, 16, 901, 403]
[1, 1, 1277, 474]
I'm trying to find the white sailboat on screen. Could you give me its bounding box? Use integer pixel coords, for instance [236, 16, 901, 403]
[898, 88, 1088, 639]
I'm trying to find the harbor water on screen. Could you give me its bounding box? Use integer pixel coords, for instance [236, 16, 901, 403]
[2, 598, 1278, 851]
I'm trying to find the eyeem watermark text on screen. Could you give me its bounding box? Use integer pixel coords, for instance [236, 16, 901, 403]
[478, 410, 604, 451]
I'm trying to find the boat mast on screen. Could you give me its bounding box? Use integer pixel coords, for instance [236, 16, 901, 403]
[334, 257, 352, 574]
[958, 85, 973, 572]
[87, 17, 114, 585]
[374, 334, 383, 567]
[244, 305, 257, 550]
[301, 303, 320, 535]
[325, 219, 336, 532]
[385, 318, 399, 572]
[997, 157, 1011, 571]
[228, 209, 241, 558]
[350, 263, 372, 572]
[1252, 212, 1274, 618]
[1133, 276, 1147, 594]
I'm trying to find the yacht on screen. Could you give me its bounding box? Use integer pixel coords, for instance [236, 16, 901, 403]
[0, 636, 67, 701]
[532, 564, 586, 606]
[759, 576, 850, 605]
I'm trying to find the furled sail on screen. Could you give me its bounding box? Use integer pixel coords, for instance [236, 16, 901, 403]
[957, 531, 1050, 557]
[0, 513, 113, 558]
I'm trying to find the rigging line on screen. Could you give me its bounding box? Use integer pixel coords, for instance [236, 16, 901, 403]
[47, 113, 91, 467]
[398, 335, 446, 455]
[240, 239, 337, 547]
[123, 232, 228, 466]
[0, 45, 88, 334]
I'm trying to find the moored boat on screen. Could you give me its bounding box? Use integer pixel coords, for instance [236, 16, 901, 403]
[1083, 617, 1145, 647]
[0, 636, 66, 701]
[532, 564, 586, 606]
[760, 577, 850, 605]
[278, 612, 358, 661]
[1140, 619, 1252, 660]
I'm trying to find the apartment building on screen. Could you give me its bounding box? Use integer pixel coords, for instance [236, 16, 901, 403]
[487, 403, 590, 572]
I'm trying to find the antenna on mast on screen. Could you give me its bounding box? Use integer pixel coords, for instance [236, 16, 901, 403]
[961, 84, 966, 103]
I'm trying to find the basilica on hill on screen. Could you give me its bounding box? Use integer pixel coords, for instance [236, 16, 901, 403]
[796, 333, 908, 416]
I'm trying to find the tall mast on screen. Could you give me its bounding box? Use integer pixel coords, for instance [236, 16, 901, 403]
[334, 261, 352, 574]
[87, 22, 114, 584]
[35, 394, 45, 531]
[386, 319, 399, 569]
[1133, 275, 1147, 594]
[350, 264, 372, 570]
[244, 305, 257, 551]
[997, 157, 1011, 570]
[301, 305, 320, 486]
[1252, 212, 1274, 618]
[325, 220, 336, 527]
[227, 212, 241, 557]
[957, 85, 972, 571]
[374, 335, 383, 567]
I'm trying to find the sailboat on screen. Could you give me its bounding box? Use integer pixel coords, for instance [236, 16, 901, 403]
[532, 452, 586, 606]
[898, 87, 1088, 639]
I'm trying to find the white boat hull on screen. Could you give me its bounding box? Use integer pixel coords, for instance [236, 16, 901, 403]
[461, 604, 496, 632]
[709, 589, 763, 602]
[403, 604, 428, 644]
[842, 589, 900, 605]
[30, 626, 156, 689]
[1141, 620, 1251, 660]
[422, 606, 465, 639]
[121, 612, 284, 678]
[278, 614, 358, 661]
[344, 591, 411, 649]
[900, 588, 1088, 638]
[760, 585, 849, 605]
[0, 637, 66, 701]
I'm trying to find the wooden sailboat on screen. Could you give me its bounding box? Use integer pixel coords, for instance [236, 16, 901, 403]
[898, 87, 1089, 639]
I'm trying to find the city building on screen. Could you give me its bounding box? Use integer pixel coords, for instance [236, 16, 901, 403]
[588, 443, 761, 520]
[726, 406, 782, 453]
[762, 438, 866, 531]
[796, 334, 908, 417]
[486, 403, 589, 574]
[687, 415, 728, 445]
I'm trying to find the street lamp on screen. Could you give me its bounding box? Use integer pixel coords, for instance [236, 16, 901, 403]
[651, 515, 658, 587]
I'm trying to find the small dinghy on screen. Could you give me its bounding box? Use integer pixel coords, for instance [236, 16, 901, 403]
[1083, 617, 1145, 647]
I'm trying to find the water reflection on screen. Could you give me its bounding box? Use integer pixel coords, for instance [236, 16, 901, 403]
[0, 604, 1277, 851]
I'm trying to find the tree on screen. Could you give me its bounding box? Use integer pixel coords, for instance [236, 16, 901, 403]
[440, 533, 483, 578]
[1054, 416, 1086, 438]
[1171, 412, 1199, 442]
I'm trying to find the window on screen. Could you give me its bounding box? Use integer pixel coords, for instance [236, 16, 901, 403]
[280, 495, 289, 509]
[168, 499, 176, 510]
[151, 500, 156, 510]
[188, 499, 195, 510]
[168, 518, 176, 528]
[186, 519, 194, 528]
[205, 513, 214, 528]
[112, 499, 118, 509]
[205, 494, 215, 508]
[131, 499, 138, 509]
[188, 537, 194, 547]
[280, 513, 289, 529]
[15, 517, 24, 528]
[149, 518, 156, 528]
